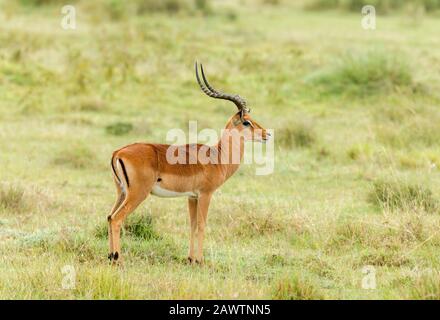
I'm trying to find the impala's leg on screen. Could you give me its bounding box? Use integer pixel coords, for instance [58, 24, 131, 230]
[109, 188, 148, 264]
[188, 197, 198, 264]
[196, 192, 213, 264]
[107, 179, 125, 260]
[108, 161, 156, 264]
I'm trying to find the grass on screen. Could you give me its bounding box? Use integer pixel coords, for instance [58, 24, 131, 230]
[0, 184, 26, 212]
[278, 120, 317, 148]
[1, 0, 440, 299]
[53, 143, 97, 169]
[305, 51, 416, 98]
[410, 271, 440, 299]
[272, 275, 324, 300]
[105, 122, 134, 136]
[370, 179, 438, 213]
[306, 0, 440, 13]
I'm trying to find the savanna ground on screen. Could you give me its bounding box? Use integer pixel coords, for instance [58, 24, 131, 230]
[1, 0, 440, 299]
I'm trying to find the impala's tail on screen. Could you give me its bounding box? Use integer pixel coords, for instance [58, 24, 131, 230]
[111, 154, 130, 190]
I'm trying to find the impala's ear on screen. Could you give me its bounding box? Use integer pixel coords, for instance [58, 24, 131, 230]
[232, 112, 242, 126]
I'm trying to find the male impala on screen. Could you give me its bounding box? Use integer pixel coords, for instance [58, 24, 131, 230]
[107, 62, 270, 264]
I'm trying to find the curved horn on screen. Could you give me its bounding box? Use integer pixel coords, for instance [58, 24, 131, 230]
[195, 61, 247, 112]
[200, 64, 222, 95]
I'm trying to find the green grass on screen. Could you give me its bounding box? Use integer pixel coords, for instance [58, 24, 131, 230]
[370, 179, 438, 213]
[278, 120, 317, 148]
[306, 0, 440, 13]
[1, 0, 440, 299]
[305, 51, 416, 98]
[0, 184, 27, 212]
[272, 275, 325, 300]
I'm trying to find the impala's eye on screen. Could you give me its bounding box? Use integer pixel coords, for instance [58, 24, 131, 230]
[242, 121, 251, 126]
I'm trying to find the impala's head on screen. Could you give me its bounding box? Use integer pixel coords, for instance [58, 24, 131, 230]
[195, 62, 271, 143]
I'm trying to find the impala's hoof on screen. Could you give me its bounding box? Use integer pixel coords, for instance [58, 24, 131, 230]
[187, 257, 194, 264]
[108, 252, 120, 265]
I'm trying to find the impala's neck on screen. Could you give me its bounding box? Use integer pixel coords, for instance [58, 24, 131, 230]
[216, 122, 245, 180]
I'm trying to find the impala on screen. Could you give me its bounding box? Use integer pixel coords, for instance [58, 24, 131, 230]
[107, 62, 270, 264]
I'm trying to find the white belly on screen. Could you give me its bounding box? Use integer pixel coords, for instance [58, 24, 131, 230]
[150, 184, 197, 198]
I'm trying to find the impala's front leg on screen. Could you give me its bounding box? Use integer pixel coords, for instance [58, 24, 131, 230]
[196, 192, 212, 264]
[188, 197, 198, 264]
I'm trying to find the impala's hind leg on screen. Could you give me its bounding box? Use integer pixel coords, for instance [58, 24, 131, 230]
[109, 187, 152, 263]
[188, 197, 198, 264]
[108, 161, 155, 264]
[107, 179, 125, 261]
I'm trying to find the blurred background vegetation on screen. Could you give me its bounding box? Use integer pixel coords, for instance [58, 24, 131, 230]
[1, 0, 440, 299]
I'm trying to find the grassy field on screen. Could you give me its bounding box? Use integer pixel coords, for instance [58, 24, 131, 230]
[1, 0, 440, 299]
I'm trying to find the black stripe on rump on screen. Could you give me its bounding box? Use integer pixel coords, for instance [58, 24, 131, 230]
[111, 157, 121, 184]
[118, 159, 130, 188]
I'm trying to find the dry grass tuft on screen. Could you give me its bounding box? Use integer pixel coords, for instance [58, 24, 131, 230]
[369, 179, 438, 214]
[272, 275, 324, 300]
